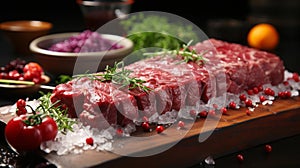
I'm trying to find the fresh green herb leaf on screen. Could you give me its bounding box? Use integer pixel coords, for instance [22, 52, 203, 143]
[143, 40, 208, 65]
[55, 74, 72, 84]
[73, 61, 151, 92]
[120, 14, 199, 52]
[37, 92, 76, 134]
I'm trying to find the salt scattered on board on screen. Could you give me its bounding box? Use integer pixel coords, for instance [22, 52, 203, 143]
[41, 121, 115, 155]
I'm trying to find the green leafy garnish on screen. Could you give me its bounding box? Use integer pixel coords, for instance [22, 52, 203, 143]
[143, 40, 208, 65]
[55, 74, 72, 84]
[73, 61, 151, 92]
[120, 13, 199, 62]
[37, 92, 76, 134]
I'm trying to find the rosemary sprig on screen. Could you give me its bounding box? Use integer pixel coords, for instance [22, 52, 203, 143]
[55, 74, 72, 84]
[37, 92, 76, 134]
[73, 61, 151, 92]
[143, 40, 208, 64]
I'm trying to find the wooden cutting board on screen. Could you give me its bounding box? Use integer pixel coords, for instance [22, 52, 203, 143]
[1, 97, 300, 168]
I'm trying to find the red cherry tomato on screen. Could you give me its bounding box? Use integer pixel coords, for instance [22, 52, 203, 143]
[16, 107, 27, 116]
[38, 116, 58, 141]
[23, 62, 44, 84]
[16, 99, 27, 116]
[5, 115, 42, 152]
[23, 62, 43, 74]
[4, 114, 58, 152]
[8, 70, 21, 80]
[16, 99, 26, 109]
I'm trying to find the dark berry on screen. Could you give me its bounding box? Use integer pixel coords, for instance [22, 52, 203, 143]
[86, 137, 94, 146]
[246, 109, 251, 116]
[247, 89, 254, 95]
[16, 107, 27, 116]
[245, 99, 253, 107]
[253, 87, 259, 94]
[141, 122, 150, 132]
[177, 121, 185, 128]
[156, 125, 164, 134]
[220, 107, 228, 115]
[116, 128, 123, 137]
[265, 144, 272, 153]
[259, 95, 266, 102]
[189, 110, 197, 118]
[239, 94, 247, 101]
[229, 101, 236, 109]
[16, 99, 26, 108]
[264, 88, 275, 96]
[292, 73, 299, 82]
[237, 154, 244, 162]
[199, 110, 208, 118]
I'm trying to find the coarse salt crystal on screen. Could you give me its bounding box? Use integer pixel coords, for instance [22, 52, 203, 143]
[40, 121, 115, 155]
[291, 90, 299, 97]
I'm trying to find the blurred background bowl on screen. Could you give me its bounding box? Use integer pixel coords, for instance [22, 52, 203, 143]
[0, 75, 51, 100]
[0, 20, 52, 56]
[29, 32, 134, 77]
[77, 0, 134, 31]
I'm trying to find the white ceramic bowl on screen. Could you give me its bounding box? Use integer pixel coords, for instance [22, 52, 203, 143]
[29, 32, 133, 77]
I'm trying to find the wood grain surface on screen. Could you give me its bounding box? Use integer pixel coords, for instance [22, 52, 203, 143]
[1, 97, 300, 168]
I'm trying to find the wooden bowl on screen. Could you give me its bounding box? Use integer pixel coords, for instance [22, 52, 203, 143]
[0, 20, 52, 55]
[0, 75, 51, 99]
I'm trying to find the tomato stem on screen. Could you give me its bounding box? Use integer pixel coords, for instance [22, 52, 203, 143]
[23, 104, 43, 126]
[26, 104, 36, 115]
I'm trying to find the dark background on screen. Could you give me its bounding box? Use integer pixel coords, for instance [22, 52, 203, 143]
[0, 0, 250, 32]
[0, 0, 299, 73]
[0, 1, 300, 167]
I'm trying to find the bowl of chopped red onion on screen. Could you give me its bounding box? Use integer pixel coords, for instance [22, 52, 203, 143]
[29, 30, 133, 76]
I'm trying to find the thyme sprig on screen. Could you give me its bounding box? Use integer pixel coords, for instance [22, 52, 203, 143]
[73, 61, 151, 92]
[143, 40, 208, 64]
[37, 92, 76, 134]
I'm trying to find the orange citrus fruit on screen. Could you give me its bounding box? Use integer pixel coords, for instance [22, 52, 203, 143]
[247, 23, 279, 50]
